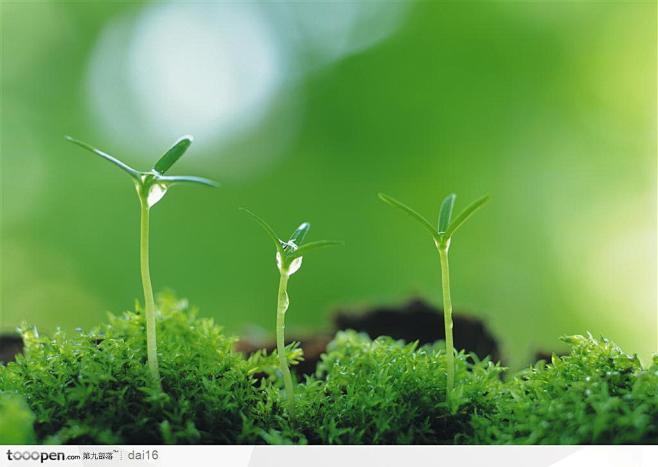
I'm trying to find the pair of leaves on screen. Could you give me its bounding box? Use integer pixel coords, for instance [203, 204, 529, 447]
[378, 192, 489, 245]
[240, 208, 342, 264]
[65, 135, 218, 188]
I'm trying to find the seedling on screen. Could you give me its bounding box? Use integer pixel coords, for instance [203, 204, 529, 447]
[378, 192, 489, 400]
[241, 208, 341, 417]
[66, 135, 217, 387]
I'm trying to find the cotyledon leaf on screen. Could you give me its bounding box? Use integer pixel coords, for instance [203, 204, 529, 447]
[287, 240, 343, 260]
[158, 175, 219, 188]
[443, 195, 490, 239]
[288, 222, 311, 246]
[65, 136, 140, 180]
[240, 208, 285, 255]
[154, 135, 193, 174]
[438, 193, 456, 234]
[378, 193, 438, 238]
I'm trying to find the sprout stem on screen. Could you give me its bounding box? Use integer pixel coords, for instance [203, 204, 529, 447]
[276, 272, 295, 417]
[139, 195, 161, 388]
[437, 244, 454, 402]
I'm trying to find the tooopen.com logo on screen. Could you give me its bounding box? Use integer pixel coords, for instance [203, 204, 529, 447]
[6, 450, 76, 463]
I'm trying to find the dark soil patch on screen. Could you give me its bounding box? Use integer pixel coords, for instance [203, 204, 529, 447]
[237, 298, 502, 376]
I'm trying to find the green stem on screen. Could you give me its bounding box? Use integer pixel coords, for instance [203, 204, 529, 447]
[276, 272, 295, 417]
[139, 195, 161, 388]
[438, 245, 454, 401]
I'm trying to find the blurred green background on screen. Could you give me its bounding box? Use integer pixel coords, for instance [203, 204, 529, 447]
[1, 1, 655, 368]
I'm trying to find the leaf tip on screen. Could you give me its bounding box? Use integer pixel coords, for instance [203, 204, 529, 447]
[176, 134, 194, 146]
[154, 136, 194, 174]
[290, 222, 311, 245]
[205, 178, 220, 188]
[377, 192, 393, 204]
[438, 193, 457, 233]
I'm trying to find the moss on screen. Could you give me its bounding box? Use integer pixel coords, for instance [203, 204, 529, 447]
[281, 331, 504, 444]
[1, 299, 655, 445]
[0, 293, 263, 444]
[470, 334, 658, 444]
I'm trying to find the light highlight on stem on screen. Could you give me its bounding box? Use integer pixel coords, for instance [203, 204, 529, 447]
[276, 272, 295, 417]
[139, 196, 161, 388]
[438, 245, 454, 401]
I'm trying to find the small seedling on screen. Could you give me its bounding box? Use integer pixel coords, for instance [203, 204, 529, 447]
[378, 192, 489, 400]
[241, 208, 341, 417]
[66, 135, 217, 388]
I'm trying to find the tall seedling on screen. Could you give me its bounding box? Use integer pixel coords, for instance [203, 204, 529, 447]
[378, 192, 489, 400]
[67, 135, 217, 387]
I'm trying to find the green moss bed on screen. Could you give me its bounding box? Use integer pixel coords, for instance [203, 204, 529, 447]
[1, 295, 656, 445]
